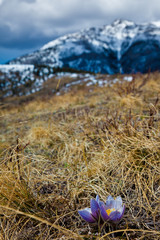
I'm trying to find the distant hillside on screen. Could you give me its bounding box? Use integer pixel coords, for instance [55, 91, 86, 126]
[0, 64, 128, 98]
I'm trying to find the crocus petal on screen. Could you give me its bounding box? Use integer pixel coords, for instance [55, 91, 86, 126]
[114, 196, 122, 209]
[96, 195, 100, 202]
[119, 204, 125, 217]
[109, 205, 125, 222]
[100, 205, 110, 221]
[106, 195, 115, 209]
[78, 208, 96, 223]
[96, 195, 105, 207]
[109, 210, 122, 222]
[90, 199, 99, 220]
[99, 200, 105, 207]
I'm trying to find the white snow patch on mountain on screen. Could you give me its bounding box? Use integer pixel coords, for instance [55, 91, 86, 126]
[0, 64, 34, 72]
[152, 21, 160, 28]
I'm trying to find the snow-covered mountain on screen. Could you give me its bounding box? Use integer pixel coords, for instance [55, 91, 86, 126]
[1, 19, 160, 98]
[9, 19, 160, 74]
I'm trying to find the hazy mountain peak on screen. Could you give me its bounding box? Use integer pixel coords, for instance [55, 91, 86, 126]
[112, 19, 135, 26]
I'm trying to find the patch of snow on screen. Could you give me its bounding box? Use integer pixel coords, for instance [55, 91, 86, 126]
[61, 73, 109, 91]
[152, 21, 160, 28]
[41, 38, 62, 50]
[112, 78, 119, 83]
[70, 73, 78, 78]
[65, 79, 83, 88]
[0, 64, 34, 72]
[150, 30, 160, 35]
[124, 76, 133, 81]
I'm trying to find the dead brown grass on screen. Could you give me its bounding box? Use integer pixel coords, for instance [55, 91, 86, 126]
[0, 73, 160, 239]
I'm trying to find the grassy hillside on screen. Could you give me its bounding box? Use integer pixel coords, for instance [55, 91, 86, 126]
[0, 72, 160, 239]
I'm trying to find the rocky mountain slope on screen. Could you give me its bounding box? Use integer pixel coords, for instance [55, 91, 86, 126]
[9, 19, 160, 74]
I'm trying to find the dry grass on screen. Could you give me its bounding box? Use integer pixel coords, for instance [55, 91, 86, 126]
[0, 73, 160, 239]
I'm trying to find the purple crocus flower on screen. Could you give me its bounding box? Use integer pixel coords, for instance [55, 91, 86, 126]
[78, 195, 103, 223]
[100, 195, 125, 222]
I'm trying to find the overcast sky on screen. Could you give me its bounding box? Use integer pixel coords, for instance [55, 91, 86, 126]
[1, 0, 160, 63]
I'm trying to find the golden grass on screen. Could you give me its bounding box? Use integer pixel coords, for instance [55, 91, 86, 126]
[0, 73, 160, 239]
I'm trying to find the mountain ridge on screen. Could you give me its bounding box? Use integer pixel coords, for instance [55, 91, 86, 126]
[7, 19, 160, 74]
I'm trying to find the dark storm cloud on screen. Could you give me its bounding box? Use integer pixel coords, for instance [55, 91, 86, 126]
[0, 22, 57, 50]
[1, 0, 160, 63]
